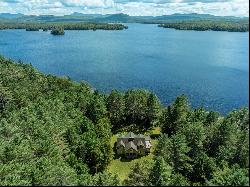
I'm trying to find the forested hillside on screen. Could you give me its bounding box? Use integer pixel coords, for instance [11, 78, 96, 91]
[0, 56, 249, 186]
[0, 22, 128, 31]
[159, 21, 249, 32]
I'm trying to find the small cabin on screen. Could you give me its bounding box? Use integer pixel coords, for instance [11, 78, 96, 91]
[116, 132, 152, 158]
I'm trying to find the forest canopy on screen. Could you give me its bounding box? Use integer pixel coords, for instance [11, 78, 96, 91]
[0, 22, 128, 31]
[0, 55, 249, 186]
[51, 28, 65, 35]
[158, 20, 249, 32]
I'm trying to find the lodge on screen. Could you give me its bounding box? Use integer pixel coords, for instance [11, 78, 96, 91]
[116, 132, 152, 158]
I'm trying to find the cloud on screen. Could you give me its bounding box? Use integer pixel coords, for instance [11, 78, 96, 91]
[61, 0, 115, 8]
[3, 0, 22, 3]
[115, 0, 235, 4]
[0, 0, 249, 16]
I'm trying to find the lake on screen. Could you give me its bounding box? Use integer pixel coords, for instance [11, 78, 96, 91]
[0, 24, 249, 114]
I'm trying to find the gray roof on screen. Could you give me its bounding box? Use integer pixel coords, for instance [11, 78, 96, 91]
[117, 139, 125, 147]
[137, 140, 145, 147]
[116, 132, 151, 151]
[125, 132, 135, 138]
[136, 134, 145, 138]
[125, 141, 137, 151]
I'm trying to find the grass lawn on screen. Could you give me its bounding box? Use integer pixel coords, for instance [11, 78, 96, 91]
[145, 126, 161, 136]
[107, 127, 160, 181]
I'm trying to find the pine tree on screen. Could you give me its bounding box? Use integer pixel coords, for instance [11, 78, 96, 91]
[106, 90, 125, 130]
[147, 93, 162, 127]
[162, 94, 190, 135]
[149, 156, 173, 186]
[124, 161, 152, 186]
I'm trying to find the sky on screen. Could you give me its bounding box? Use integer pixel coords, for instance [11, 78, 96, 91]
[0, 0, 249, 17]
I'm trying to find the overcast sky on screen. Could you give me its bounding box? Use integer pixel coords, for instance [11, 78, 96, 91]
[0, 0, 248, 17]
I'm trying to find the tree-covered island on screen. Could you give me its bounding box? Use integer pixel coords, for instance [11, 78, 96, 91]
[51, 28, 65, 35]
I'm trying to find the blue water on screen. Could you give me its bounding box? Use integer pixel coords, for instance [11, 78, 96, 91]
[0, 24, 249, 114]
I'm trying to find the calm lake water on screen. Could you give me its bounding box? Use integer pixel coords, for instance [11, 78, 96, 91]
[0, 24, 249, 114]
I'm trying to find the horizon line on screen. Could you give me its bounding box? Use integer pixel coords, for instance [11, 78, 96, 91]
[0, 12, 249, 18]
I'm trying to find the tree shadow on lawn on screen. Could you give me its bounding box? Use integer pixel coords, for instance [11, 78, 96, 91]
[120, 157, 133, 162]
[119, 155, 146, 162]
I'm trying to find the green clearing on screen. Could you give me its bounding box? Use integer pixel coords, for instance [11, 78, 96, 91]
[107, 127, 160, 181]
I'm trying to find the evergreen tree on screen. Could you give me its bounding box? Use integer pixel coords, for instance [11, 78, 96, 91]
[147, 93, 162, 127]
[124, 161, 153, 186]
[124, 89, 150, 128]
[170, 173, 190, 186]
[149, 156, 173, 186]
[205, 111, 220, 125]
[207, 164, 249, 186]
[162, 94, 190, 135]
[93, 171, 120, 186]
[106, 90, 125, 130]
[0, 84, 13, 114]
[170, 134, 193, 174]
[155, 134, 192, 176]
[187, 107, 208, 123]
[86, 92, 107, 123]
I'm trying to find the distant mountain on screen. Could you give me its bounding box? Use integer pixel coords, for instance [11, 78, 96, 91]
[70, 12, 103, 17]
[93, 13, 248, 23]
[154, 13, 247, 21]
[0, 13, 24, 19]
[97, 13, 131, 22]
[0, 12, 248, 23]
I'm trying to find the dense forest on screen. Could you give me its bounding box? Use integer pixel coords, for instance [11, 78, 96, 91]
[158, 21, 249, 32]
[0, 22, 128, 31]
[51, 28, 65, 35]
[0, 56, 249, 186]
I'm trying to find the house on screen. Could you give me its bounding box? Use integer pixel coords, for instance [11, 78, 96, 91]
[116, 132, 152, 158]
